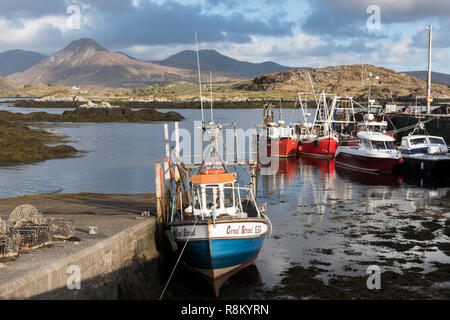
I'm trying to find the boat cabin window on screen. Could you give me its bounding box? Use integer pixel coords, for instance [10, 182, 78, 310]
[410, 137, 427, 145]
[205, 185, 220, 209]
[223, 183, 234, 208]
[192, 185, 202, 209]
[385, 141, 395, 150]
[371, 140, 385, 150]
[371, 140, 395, 150]
[361, 139, 372, 149]
[429, 137, 446, 145]
[401, 139, 408, 147]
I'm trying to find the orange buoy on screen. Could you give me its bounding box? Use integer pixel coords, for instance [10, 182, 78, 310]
[201, 168, 226, 175]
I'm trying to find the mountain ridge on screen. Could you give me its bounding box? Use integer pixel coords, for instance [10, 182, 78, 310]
[0, 49, 47, 76]
[7, 38, 235, 88]
[151, 49, 296, 78]
[402, 70, 450, 87]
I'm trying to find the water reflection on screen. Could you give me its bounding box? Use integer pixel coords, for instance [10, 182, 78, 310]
[256, 156, 450, 290]
[336, 166, 403, 187]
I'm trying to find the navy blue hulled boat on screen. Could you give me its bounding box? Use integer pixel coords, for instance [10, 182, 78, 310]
[397, 134, 450, 178]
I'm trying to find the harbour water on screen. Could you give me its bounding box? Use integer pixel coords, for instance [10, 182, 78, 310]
[165, 157, 450, 299]
[0, 107, 296, 198]
[1, 104, 449, 298]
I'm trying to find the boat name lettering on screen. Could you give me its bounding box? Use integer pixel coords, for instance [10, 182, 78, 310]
[226, 225, 240, 234]
[184, 228, 195, 237]
[226, 225, 255, 235]
[175, 228, 195, 238]
[241, 225, 254, 234]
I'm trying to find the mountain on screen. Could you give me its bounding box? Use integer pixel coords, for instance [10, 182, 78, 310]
[402, 71, 450, 87]
[0, 49, 47, 76]
[152, 49, 295, 78]
[116, 51, 140, 61]
[7, 38, 233, 88]
[236, 64, 450, 100]
[0, 76, 17, 91]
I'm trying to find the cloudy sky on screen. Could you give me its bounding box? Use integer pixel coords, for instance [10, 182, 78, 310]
[0, 0, 449, 73]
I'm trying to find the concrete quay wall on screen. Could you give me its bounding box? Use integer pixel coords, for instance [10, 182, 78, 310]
[0, 217, 163, 299]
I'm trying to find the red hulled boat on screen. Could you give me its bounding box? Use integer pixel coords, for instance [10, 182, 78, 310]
[296, 91, 355, 158]
[260, 103, 298, 158]
[299, 135, 339, 158]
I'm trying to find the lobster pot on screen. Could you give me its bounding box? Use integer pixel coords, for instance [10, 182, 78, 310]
[9, 204, 45, 226]
[50, 219, 75, 240]
[13, 221, 52, 250]
[0, 233, 21, 257]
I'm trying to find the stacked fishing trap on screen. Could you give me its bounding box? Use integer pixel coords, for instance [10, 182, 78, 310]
[0, 204, 74, 258]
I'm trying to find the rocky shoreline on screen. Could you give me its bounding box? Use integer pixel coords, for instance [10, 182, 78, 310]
[0, 107, 184, 122]
[6, 98, 450, 110]
[0, 120, 78, 166]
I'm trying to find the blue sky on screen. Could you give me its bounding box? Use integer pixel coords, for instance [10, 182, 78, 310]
[0, 0, 449, 73]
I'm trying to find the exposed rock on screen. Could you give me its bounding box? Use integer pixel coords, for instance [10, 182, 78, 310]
[79, 100, 120, 109]
[34, 95, 88, 102]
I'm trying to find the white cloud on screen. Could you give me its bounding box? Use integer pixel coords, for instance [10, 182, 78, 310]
[0, 16, 68, 44]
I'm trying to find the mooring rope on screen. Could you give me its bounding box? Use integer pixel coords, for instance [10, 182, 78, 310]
[159, 218, 199, 300]
[387, 116, 437, 134]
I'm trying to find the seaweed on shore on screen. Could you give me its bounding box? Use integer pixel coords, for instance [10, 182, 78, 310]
[0, 120, 78, 166]
[0, 107, 184, 123]
[267, 262, 450, 299]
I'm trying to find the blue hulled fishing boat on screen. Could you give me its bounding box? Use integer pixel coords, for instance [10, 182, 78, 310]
[170, 159, 270, 296]
[163, 33, 270, 297]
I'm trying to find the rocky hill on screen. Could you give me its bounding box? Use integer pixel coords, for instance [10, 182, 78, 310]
[237, 65, 450, 100]
[0, 76, 18, 91]
[7, 39, 235, 88]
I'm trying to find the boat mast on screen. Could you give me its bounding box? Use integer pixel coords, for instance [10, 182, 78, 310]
[279, 98, 283, 121]
[426, 25, 432, 114]
[209, 71, 214, 122]
[195, 32, 205, 124]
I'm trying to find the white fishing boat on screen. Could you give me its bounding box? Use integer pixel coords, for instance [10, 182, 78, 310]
[335, 131, 403, 173]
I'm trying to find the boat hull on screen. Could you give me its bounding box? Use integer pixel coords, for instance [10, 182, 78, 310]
[335, 151, 400, 173]
[298, 136, 338, 158]
[172, 218, 268, 296]
[397, 156, 450, 178]
[263, 137, 298, 158]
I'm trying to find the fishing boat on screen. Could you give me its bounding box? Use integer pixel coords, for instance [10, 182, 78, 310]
[299, 134, 339, 158]
[296, 90, 355, 158]
[260, 103, 298, 158]
[396, 122, 450, 179]
[163, 34, 271, 297]
[335, 131, 403, 173]
[170, 157, 270, 296]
